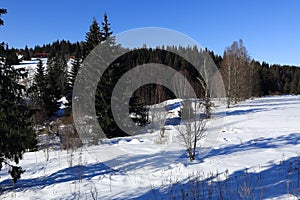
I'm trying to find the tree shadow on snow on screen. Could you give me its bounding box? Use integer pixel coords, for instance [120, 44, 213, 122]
[1, 132, 300, 198]
[0, 149, 188, 195]
[0, 162, 118, 194]
[132, 156, 300, 199]
[214, 107, 280, 118]
[204, 132, 300, 159]
[238, 96, 300, 108]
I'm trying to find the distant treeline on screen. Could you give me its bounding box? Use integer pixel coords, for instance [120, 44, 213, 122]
[13, 38, 300, 99]
[207, 48, 300, 97]
[12, 40, 81, 60]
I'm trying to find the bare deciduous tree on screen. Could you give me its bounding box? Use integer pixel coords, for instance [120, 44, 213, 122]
[198, 58, 213, 119]
[221, 39, 251, 108]
[177, 101, 206, 161]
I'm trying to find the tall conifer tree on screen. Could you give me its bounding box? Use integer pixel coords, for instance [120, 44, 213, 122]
[68, 42, 82, 108]
[101, 12, 113, 41]
[0, 13, 37, 182]
[23, 45, 31, 60]
[45, 53, 68, 116]
[83, 18, 102, 58]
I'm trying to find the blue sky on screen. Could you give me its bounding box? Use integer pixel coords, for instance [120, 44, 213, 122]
[1, 0, 299, 66]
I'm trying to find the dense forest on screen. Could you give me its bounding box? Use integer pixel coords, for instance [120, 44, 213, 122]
[11, 29, 300, 102]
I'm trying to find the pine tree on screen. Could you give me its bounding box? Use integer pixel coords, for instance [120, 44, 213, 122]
[27, 59, 47, 123]
[129, 95, 148, 126]
[23, 45, 31, 60]
[0, 42, 37, 182]
[94, 29, 125, 138]
[83, 18, 102, 58]
[5, 47, 19, 65]
[68, 42, 82, 107]
[101, 12, 113, 41]
[69, 43, 81, 88]
[33, 59, 46, 104]
[45, 53, 68, 117]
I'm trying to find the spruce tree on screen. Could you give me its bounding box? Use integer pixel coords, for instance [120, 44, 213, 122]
[94, 18, 125, 138]
[129, 95, 148, 126]
[101, 12, 113, 41]
[45, 53, 68, 117]
[0, 42, 37, 182]
[32, 59, 47, 105]
[69, 43, 81, 89]
[83, 18, 102, 58]
[95, 39, 119, 138]
[27, 59, 47, 123]
[23, 45, 31, 60]
[68, 42, 82, 107]
[5, 47, 19, 65]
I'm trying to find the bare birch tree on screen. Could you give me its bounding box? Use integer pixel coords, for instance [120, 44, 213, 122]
[198, 58, 213, 118]
[221, 39, 251, 108]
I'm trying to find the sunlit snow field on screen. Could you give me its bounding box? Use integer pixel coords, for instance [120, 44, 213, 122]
[0, 95, 300, 199]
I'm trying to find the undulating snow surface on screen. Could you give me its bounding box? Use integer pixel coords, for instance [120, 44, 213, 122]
[1, 95, 300, 199]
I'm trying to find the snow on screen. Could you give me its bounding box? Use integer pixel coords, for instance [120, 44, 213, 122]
[1, 95, 300, 199]
[58, 97, 69, 109]
[13, 58, 73, 89]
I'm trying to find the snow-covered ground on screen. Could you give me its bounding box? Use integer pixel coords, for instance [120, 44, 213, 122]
[1, 95, 300, 199]
[15, 58, 73, 89]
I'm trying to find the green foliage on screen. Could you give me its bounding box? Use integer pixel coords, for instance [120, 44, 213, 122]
[9, 165, 25, 183]
[101, 12, 113, 41]
[0, 8, 7, 26]
[67, 42, 82, 110]
[219, 39, 300, 107]
[33, 40, 79, 59]
[83, 18, 102, 58]
[0, 43, 37, 165]
[5, 47, 19, 65]
[27, 59, 48, 123]
[69, 43, 82, 88]
[2, 7, 300, 147]
[23, 45, 31, 60]
[257, 62, 300, 95]
[129, 95, 149, 127]
[33, 59, 46, 103]
[82, 12, 113, 59]
[45, 53, 68, 116]
[95, 37, 124, 138]
[94, 45, 206, 138]
[206, 48, 223, 69]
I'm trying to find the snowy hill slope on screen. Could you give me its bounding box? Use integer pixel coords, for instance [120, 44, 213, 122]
[14, 58, 73, 89]
[0, 95, 300, 199]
